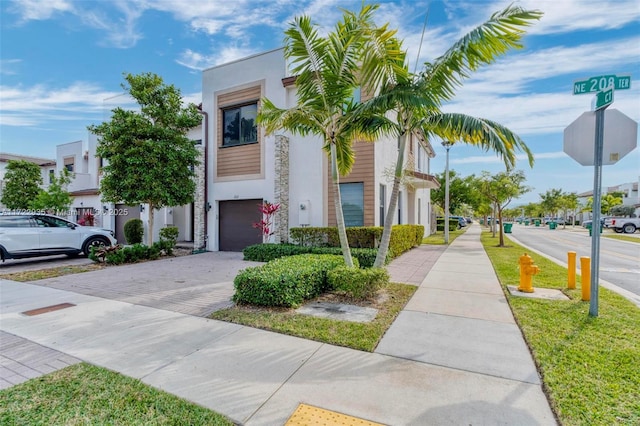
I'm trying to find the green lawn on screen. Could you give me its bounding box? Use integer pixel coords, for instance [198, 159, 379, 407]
[422, 226, 468, 245]
[0, 264, 104, 282]
[211, 282, 416, 352]
[602, 233, 640, 243]
[481, 232, 640, 426]
[0, 363, 233, 425]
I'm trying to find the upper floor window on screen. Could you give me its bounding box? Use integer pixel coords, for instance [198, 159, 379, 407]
[63, 156, 74, 172]
[49, 169, 55, 184]
[222, 102, 257, 147]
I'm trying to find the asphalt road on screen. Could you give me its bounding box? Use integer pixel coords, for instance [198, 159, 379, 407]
[505, 223, 640, 298]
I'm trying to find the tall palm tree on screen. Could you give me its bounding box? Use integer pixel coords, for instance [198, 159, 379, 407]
[365, 4, 542, 267]
[258, 4, 406, 267]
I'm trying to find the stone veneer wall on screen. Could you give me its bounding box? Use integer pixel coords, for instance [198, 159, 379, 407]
[274, 135, 289, 243]
[193, 145, 206, 250]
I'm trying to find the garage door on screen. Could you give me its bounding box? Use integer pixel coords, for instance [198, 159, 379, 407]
[219, 199, 263, 251]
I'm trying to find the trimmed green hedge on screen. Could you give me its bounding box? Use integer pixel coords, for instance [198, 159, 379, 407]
[327, 266, 389, 299]
[243, 244, 379, 268]
[436, 218, 459, 232]
[233, 254, 356, 307]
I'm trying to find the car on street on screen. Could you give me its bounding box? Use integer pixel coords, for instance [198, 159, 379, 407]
[604, 216, 640, 234]
[0, 212, 117, 261]
[582, 218, 606, 229]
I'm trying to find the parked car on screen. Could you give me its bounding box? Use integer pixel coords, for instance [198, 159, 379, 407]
[603, 216, 640, 234]
[582, 218, 606, 229]
[0, 212, 117, 261]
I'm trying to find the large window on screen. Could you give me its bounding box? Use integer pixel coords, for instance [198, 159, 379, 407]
[222, 102, 258, 147]
[340, 182, 364, 227]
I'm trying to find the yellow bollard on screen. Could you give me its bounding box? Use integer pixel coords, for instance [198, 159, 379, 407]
[580, 256, 590, 301]
[567, 251, 576, 289]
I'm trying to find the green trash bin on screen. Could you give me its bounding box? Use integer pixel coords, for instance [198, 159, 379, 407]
[524, 220, 530, 226]
[589, 225, 603, 236]
[535, 219, 541, 227]
[504, 223, 513, 234]
[549, 222, 557, 230]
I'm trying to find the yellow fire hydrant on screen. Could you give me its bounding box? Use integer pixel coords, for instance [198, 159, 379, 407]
[518, 253, 539, 293]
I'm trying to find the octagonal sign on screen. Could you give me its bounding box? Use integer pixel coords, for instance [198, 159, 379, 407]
[563, 109, 638, 166]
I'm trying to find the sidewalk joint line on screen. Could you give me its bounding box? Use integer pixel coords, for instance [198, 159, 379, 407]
[244, 343, 325, 424]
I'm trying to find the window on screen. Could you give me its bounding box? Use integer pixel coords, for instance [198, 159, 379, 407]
[49, 169, 55, 184]
[64, 156, 74, 172]
[398, 191, 403, 224]
[340, 182, 364, 227]
[379, 184, 386, 226]
[222, 102, 258, 147]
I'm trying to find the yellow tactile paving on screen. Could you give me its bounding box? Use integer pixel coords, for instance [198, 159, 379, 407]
[285, 403, 385, 426]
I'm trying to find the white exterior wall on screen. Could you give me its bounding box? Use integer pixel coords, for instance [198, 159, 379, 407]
[203, 48, 291, 250]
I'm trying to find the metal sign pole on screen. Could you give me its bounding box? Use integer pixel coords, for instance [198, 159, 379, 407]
[589, 107, 606, 317]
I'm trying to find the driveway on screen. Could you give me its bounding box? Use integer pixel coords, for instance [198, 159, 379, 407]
[22, 252, 263, 317]
[0, 255, 94, 273]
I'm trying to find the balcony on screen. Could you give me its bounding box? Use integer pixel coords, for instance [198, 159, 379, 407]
[404, 170, 440, 189]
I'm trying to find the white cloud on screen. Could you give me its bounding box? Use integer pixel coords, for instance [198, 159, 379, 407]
[177, 46, 261, 71]
[0, 59, 22, 75]
[8, 0, 74, 22]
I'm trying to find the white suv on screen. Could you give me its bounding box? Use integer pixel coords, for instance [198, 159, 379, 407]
[0, 212, 117, 261]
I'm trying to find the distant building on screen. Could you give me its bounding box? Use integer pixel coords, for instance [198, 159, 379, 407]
[0, 153, 56, 209]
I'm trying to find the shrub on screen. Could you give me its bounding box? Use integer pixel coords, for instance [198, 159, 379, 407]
[123, 218, 144, 244]
[159, 226, 179, 255]
[233, 254, 352, 307]
[436, 218, 458, 232]
[327, 266, 389, 299]
[388, 224, 424, 258]
[243, 243, 378, 267]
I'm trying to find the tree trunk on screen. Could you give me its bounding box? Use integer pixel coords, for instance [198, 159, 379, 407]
[498, 207, 504, 247]
[147, 203, 154, 246]
[374, 132, 406, 268]
[330, 143, 354, 267]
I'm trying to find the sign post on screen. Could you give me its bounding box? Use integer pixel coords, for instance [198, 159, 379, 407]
[568, 73, 633, 317]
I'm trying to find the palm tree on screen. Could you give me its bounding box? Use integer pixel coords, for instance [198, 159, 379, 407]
[364, 5, 542, 267]
[258, 4, 406, 267]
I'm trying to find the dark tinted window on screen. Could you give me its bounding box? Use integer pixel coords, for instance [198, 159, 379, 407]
[0, 216, 35, 227]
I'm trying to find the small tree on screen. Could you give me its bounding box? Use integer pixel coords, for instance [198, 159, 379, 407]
[124, 218, 144, 244]
[1, 160, 43, 210]
[30, 168, 73, 214]
[252, 201, 280, 243]
[609, 205, 635, 217]
[478, 170, 530, 247]
[88, 72, 201, 245]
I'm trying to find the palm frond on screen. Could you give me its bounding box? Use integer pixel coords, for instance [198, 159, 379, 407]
[421, 112, 534, 169]
[422, 5, 542, 103]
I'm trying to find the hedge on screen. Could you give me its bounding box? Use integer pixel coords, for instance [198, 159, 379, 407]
[243, 244, 379, 268]
[327, 266, 389, 299]
[233, 254, 357, 307]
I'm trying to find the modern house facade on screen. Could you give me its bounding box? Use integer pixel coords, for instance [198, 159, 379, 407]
[0, 153, 56, 209]
[200, 48, 439, 252]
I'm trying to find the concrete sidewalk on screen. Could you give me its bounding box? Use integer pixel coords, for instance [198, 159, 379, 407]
[0, 224, 556, 425]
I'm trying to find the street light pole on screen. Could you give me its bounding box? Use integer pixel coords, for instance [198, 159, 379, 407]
[442, 141, 453, 244]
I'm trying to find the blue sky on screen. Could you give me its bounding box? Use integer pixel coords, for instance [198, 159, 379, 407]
[1, 0, 639, 205]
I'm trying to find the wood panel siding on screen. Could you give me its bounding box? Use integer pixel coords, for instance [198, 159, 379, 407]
[216, 85, 262, 179]
[327, 140, 375, 226]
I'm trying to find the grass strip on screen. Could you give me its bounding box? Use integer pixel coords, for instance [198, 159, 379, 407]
[0, 363, 233, 425]
[481, 232, 640, 426]
[422, 227, 468, 245]
[602, 234, 640, 244]
[211, 282, 416, 352]
[0, 264, 104, 282]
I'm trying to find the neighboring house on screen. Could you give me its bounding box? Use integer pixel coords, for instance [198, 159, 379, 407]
[576, 178, 640, 222]
[0, 153, 56, 209]
[200, 48, 439, 252]
[61, 131, 203, 245]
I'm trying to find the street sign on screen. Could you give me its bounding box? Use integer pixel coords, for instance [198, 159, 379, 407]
[573, 75, 631, 95]
[563, 109, 638, 166]
[593, 86, 614, 110]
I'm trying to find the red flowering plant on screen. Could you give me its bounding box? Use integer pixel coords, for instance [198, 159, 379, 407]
[252, 201, 280, 243]
[83, 212, 95, 226]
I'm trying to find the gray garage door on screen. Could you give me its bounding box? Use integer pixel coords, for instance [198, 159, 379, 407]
[219, 199, 263, 251]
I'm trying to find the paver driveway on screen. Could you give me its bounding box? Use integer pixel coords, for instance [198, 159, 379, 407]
[24, 252, 262, 317]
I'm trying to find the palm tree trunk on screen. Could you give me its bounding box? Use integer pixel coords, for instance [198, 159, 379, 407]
[498, 207, 504, 246]
[147, 203, 154, 246]
[374, 132, 406, 268]
[331, 143, 354, 267]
